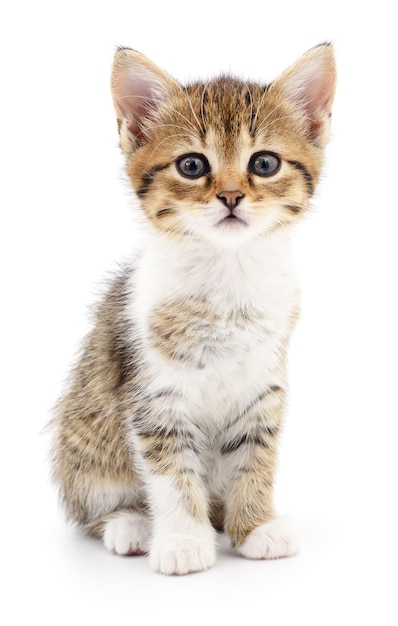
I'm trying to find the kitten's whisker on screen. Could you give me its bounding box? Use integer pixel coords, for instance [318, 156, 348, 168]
[255, 99, 286, 124]
[184, 87, 205, 136]
[200, 82, 210, 134]
[255, 114, 300, 135]
[252, 99, 291, 136]
[115, 95, 199, 139]
[144, 122, 198, 138]
[254, 92, 322, 136]
[115, 94, 148, 101]
[143, 133, 194, 168]
[163, 104, 200, 135]
[251, 86, 269, 135]
[245, 84, 255, 136]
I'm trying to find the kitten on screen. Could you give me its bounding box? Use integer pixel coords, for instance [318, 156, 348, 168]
[51, 44, 336, 575]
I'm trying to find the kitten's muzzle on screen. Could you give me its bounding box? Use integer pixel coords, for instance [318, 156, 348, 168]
[217, 190, 245, 211]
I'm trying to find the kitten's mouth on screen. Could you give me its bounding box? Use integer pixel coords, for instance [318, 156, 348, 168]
[217, 214, 247, 227]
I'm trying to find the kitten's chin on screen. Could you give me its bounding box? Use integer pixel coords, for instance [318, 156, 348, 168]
[216, 215, 247, 228]
[198, 222, 261, 248]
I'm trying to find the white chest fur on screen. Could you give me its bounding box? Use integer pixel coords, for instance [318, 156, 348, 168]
[129, 232, 299, 426]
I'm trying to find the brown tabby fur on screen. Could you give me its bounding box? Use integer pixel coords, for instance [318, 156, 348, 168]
[51, 45, 335, 553]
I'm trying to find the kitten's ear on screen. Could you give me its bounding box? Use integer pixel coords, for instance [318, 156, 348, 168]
[111, 48, 180, 147]
[270, 44, 336, 146]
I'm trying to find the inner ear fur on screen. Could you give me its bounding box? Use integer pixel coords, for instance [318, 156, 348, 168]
[111, 48, 181, 145]
[268, 44, 336, 146]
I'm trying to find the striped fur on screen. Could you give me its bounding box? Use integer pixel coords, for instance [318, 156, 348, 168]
[51, 45, 336, 574]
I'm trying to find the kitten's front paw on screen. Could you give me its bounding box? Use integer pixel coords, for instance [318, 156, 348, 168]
[236, 517, 299, 560]
[103, 511, 150, 556]
[150, 533, 216, 575]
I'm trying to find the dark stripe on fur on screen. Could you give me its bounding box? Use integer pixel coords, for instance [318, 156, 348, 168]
[221, 434, 261, 454]
[287, 161, 314, 195]
[156, 207, 176, 219]
[221, 426, 279, 455]
[135, 425, 195, 444]
[137, 164, 170, 198]
[223, 385, 283, 432]
[240, 385, 283, 419]
[284, 204, 304, 214]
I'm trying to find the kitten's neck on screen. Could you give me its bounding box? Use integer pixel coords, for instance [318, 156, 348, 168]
[135, 230, 297, 312]
[145, 228, 294, 271]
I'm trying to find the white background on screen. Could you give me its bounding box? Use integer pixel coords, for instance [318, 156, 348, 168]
[1, 1, 397, 624]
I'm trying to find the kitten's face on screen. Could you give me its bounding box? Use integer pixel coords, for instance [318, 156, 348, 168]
[112, 48, 336, 246]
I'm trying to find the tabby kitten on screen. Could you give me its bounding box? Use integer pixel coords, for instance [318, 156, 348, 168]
[51, 44, 336, 575]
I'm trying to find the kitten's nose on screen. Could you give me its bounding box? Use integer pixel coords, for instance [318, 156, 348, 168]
[217, 190, 244, 211]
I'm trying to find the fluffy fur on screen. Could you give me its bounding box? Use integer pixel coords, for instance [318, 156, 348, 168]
[51, 45, 336, 574]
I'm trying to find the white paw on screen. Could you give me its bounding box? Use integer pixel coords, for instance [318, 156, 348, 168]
[150, 533, 216, 575]
[103, 511, 150, 556]
[236, 517, 299, 560]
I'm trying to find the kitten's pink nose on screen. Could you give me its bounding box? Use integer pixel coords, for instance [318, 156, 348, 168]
[217, 190, 244, 211]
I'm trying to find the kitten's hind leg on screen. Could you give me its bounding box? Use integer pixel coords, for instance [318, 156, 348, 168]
[89, 509, 151, 556]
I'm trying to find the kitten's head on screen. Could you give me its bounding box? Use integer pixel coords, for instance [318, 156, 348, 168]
[111, 45, 336, 246]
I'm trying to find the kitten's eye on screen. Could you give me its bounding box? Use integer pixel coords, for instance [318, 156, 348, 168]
[176, 154, 210, 179]
[249, 152, 281, 177]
